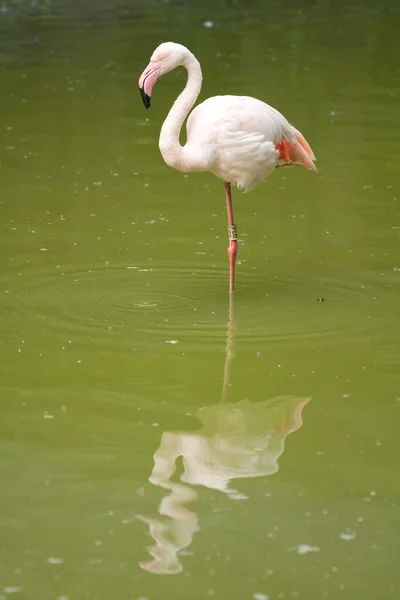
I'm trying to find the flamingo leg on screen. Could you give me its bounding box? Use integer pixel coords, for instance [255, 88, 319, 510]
[224, 182, 238, 294]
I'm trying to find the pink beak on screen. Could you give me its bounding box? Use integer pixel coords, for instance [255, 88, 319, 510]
[138, 61, 160, 109]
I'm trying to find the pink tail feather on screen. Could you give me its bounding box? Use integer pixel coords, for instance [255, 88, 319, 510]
[293, 127, 316, 161]
[277, 129, 317, 171]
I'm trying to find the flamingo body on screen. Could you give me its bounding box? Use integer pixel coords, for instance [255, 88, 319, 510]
[138, 42, 316, 292]
[187, 95, 315, 192]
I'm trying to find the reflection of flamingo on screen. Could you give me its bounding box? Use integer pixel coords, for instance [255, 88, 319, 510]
[137, 295, 310, 574]
[137, 482, 198, 574]
[138, 42, 316, 293]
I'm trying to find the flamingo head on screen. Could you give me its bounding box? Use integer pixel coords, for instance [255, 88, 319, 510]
[138, 42, 188, 109]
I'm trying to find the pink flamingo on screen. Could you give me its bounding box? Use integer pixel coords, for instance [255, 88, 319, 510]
[138, 42, 316, 293]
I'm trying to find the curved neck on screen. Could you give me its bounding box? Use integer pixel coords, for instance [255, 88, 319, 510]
[159, 51, 203, 172]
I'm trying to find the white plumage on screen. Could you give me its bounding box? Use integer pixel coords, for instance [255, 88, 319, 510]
[187, 95, 295, 191]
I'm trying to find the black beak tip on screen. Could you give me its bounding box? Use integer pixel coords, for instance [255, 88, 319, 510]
[140, 87, 151, 109]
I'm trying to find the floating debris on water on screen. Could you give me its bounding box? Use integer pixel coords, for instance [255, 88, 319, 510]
[294, 544, 320, 554]
[46, 557, 64, 564]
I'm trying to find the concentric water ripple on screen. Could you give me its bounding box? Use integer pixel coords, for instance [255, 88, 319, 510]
[1, 261, 396, 353]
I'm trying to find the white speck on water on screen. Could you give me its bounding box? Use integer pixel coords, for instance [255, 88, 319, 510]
[340, 531, 356, 541]
[370, 490, 377, 496]
[94, 540, 103, 546]
[46, 557, 64, 564]
[166, 340, 179, 344]
[77, 360, 82, 364]
[44, 411, 54, 419]
[40, 247, 48, 251]
[253, 594, 269, 600]
[295, 544, 320, 554]
[57, 596, 69, 600]
[203, 20, 214, 28]
[152, 423, 159, 427]
[3, 588, 23, 594]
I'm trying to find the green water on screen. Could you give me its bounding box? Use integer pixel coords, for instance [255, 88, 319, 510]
[1, 0, 399, 598]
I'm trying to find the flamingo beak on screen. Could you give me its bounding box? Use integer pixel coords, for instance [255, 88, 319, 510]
[138, 61, 161, 109]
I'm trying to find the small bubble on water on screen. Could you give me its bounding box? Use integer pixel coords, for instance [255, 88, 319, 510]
[203, 20, 214, 28]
